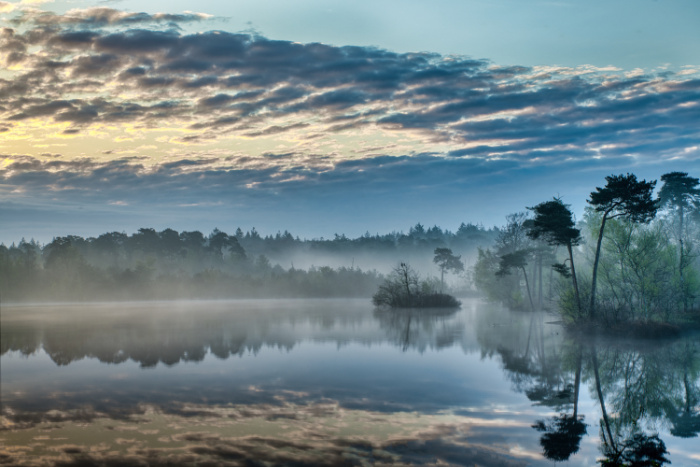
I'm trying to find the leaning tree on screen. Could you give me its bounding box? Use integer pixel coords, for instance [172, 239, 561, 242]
[588, 174, 657, 319]
[527, 198, 583, 317]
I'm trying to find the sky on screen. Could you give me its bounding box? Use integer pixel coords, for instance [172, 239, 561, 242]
[1, 0, 699, 244]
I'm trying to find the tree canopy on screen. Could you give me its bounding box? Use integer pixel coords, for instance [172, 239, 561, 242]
[588, 173, 657, 223]
[527, 198, 581, 247]
[658, 171, 700, 214]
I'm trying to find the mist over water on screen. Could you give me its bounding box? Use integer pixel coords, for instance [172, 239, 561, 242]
[2, 299, 699, 466]
[0, 224, 490, 303]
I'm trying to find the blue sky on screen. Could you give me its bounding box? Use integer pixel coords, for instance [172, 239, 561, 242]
[1, 0, 698, 243]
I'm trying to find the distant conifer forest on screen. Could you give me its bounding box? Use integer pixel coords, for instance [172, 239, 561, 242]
[0, 223, 497, 302]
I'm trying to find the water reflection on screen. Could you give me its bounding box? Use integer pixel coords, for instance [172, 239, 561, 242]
[373, 307, 461, 351]
[589, 342, 694, 466]
[2, 300, 375, 367]
[1, 299, 699, 466]
[473, 304, 699, 465]
[1, 301, 471, 366]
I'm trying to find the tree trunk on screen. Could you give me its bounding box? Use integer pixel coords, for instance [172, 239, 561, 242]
[538, 253, 543, 308]
[567, 243, 582, 316]
[590, 213, 609, 320]
[524, 313, 535, 358]
[403, 267, 411, 299]
[679, 205, 686, 312]
[592, 349, 616, 453]
[402, 315, 412, 351]
[548, 249, 555, 303]
[531, 256, 538, 308]
[521, 266, 535, 312]
[684, 370, 691, 413]
[573, 349, 582, 419]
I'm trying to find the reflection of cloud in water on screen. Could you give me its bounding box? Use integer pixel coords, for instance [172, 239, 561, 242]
[0, 401, 535, 466]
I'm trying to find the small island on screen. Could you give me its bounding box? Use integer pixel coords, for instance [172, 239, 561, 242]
[372, 262, 461, 308]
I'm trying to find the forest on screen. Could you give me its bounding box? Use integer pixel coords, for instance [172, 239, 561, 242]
[0, 222, 497, 302]
[474, 171, 700, 330]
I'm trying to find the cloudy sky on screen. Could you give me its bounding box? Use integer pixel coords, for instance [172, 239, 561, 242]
[1, 0, 699, 243]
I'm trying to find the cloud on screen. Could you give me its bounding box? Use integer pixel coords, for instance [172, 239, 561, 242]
[0, 2, 16, 13]
[12, 7, 212, 27]
[0, 6, 699, 240]
[0, 401, 534, 466]
[1, 10, 698, 172]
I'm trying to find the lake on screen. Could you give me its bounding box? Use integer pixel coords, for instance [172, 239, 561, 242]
[1, 298, 699, 466]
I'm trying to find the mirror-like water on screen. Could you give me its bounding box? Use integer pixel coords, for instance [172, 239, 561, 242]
[1, 299, 699, 466]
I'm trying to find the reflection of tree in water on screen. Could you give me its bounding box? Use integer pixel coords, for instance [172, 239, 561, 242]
[476, 307, 588, 461]
[533, 414, 587, 461]
[532, 348, 587, 462]
[38, 318, 215, 367]
[475, 304, 698, 465]
[588, 341, 697, 467]
[478, 309, 572, 409]
[373, 307, 460, 352]
[1, 325, 42, 356]
[598, 429, 670, 467]
[590, 337, 700, 449]
[665, 341, 700, 438]
[1, 303, 367, 367]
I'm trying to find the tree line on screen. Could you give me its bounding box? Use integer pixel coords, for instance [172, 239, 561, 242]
[475, 172, 700, 327]
[0, 223, 497, 302]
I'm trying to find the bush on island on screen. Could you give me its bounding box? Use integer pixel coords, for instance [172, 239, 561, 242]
[373, 262, 461, 309]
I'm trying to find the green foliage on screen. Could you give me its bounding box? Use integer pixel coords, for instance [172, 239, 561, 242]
[1, 221, 504, 302]
[475, 171, 700, 325]
[658, 171, 700, 214]
[433, 248, 464, 272]
[587, 173, 659, 319]
[473, 248, 503, 298]
[552, 263, 572, 278]
[588, 173, 658, 223]
[599, 433, 670, 467]
[496, 249, 531, 277]
[555, 278, 590, 323]
[585, 215, 697, 323]
[472, 211, 552, 311]
[433, 247, 464, 292]
[528, 198, 582, 247]
[658, 172, 700, 313]
[528, 198, 583, 313]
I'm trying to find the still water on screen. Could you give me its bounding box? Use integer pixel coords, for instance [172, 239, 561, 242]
[1, 298, 699, 466]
